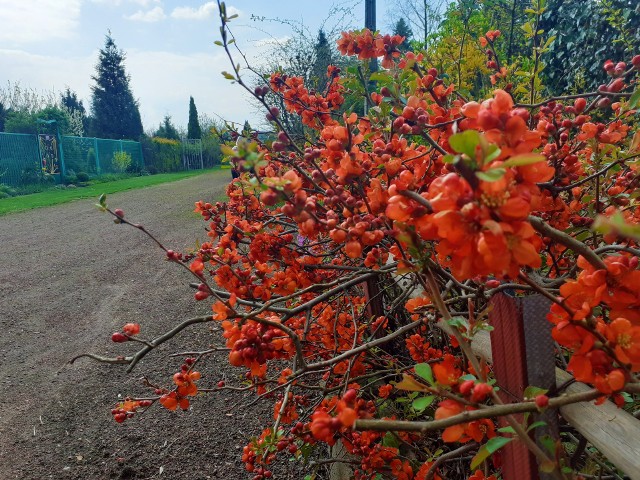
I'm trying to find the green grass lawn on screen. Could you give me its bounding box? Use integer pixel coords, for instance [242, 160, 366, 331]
[0, 169, 218, 216]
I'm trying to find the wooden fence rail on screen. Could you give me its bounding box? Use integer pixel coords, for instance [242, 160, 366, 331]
[472, 328, 640, 480]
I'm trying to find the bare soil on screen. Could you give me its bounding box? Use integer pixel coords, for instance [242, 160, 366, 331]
[0, 171, 275, 479]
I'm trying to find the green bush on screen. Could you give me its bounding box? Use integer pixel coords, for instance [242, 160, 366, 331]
[0, 184, 17, 198]
[76, 172, 90, 182]
[21, 163, 55, 185]
[112, 151, 132, 172]
[141, 136, 182, 172]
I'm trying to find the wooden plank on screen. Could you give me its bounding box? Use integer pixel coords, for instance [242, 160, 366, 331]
[472, 330, 640, 480]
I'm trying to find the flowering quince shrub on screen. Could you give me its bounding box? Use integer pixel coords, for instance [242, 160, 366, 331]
[76, 4, 640, 480]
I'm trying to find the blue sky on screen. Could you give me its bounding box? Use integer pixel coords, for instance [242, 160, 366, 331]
[0, 0, 399, 133]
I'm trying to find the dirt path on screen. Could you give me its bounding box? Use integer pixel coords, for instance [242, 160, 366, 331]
[0, 171, 271, 479]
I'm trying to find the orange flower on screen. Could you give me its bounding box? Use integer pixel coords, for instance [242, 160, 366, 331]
[433, 354, 461, 386]
[593, 369, 626, 394]
[465, 418, 496, 443]
[415, 461, 442, 480]
[378, 384, 393, 398]
[469, 470, 498, 480]
[607, 318, 640, 368]
[435, 399, 464, 442]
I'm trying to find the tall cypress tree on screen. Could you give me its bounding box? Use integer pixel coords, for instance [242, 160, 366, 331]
[90, 34, 143, 140]
[187, 96, 202, 139]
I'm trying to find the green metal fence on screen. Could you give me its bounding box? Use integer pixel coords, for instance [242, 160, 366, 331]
[0, 132, 144, 186]
[62, 136, 144, 175]
[0, 133, 41, 186]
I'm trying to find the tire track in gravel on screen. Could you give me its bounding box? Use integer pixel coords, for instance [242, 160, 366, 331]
[0, 171, 274, 480]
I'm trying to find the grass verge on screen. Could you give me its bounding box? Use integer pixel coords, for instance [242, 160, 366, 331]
[0, 169, 219, 216]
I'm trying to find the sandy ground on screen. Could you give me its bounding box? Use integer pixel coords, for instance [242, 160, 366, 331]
[0, 171, 276, 479]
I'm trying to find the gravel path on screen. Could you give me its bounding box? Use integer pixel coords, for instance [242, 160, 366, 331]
[0, 171, 271, 479]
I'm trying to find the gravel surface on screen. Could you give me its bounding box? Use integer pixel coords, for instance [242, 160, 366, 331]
[0, 171, 275, 479]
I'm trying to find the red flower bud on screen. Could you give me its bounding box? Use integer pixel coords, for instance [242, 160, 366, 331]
[111, 332, 128, 343]
[535, 394, 549, 409]
[459, 379, 475, 396]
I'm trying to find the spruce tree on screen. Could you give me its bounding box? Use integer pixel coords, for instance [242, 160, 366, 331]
[187, 96, 202, 139]
[311, 30, 333, 92]
[155, 115, 180, 140]
[60, 87, 86, 116]
[393, 18, 413, 52]
[90, 34, 143, 140]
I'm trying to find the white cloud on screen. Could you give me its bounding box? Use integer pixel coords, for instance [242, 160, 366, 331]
[91, 0, 160, 5]
[0, 48, 95, 106]
[0, 0, 82, 43]
[125, 6, 166, 22]
[170, 2, 217, 20]
[170, 2, 241, 21]
[0, 46, 262, 130]
[125, 48, 256, 128]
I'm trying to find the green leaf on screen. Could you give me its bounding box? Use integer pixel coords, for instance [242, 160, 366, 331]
[442, 154, 459, 164]
[471, 437, 513, 469]
[98, 193, 106, 207]
[629, 89, 640, 109]
[394, 374, 430, 392]
[415, 363, 434, 384]
[620, 392, 634, 403]
[214, 40, 223, 46]
[222, 71, 236, 80]
[449, 130, 480, 157]
[484, 145, 501, 163]
[476, 168, 506, 182]
[370, 71, 392, 83]
[593, 211, 640, 241]
[502, 153, 545, 167]
[382, 432, 399, 448]
[412, 395, 435, 412]
[497, 426, 516, 434]
[523, 386, 548, 400]
[539, 434, 557, 455]
[447, 315, 469, 331]
[540, 461, 557, 473]
[527, 420, 547, 432]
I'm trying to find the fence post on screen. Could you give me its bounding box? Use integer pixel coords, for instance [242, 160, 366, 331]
[94, 137, 101, 174]
[199, 140, 204, 170]
[57, 133, 66, 177]
[489, 293, 558, 480]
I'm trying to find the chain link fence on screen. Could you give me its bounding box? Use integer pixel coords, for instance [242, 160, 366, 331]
[0, 132, 144, 186]
[61, 136, 144, 176]
[0, 133, 41, 186]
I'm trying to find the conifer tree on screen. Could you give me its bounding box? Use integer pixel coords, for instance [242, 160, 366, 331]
[155, 115, 180, 141]
[90, 34, 143, 139]
[311, 30, 333, 92]
[187, 96, 202, 139]
[393, 18, 413, 52]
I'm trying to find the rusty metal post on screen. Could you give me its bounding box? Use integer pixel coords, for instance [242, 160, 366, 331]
[489, 293, 558, 480]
